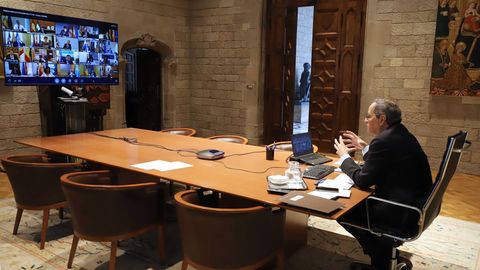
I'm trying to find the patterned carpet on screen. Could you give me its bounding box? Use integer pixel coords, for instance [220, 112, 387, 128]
[0, 197, 479, 270]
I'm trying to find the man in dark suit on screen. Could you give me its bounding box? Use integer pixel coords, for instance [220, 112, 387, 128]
[334, 99, 433, 270]
[63, 40, 72, 50]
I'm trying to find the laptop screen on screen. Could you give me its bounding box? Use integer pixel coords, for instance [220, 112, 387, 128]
[292, 133, 314, 157]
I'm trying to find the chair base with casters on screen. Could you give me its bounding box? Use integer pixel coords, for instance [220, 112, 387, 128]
[341, 131, 470, 270]
[61, 170, 166, 270]
[1, 154, 81, 250]
[175, 190, 285, 270]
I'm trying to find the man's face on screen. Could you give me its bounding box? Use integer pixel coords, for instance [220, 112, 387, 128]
[364, 103, 385, 136]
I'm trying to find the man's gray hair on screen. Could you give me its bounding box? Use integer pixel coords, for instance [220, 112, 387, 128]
[372, 98, 402, 125]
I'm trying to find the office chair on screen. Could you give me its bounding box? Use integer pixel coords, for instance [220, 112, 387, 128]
[341, 131, 470, 270]
[268, 141, 319, 153]
[175, 190, 285, 270]
[207, 135, 249, 144]
[160, 127, 197, 137]
[61, 170, 166, 270]
[1, 154, 81, 249]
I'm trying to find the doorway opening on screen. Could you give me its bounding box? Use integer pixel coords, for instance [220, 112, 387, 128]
[293, 6, 314, 134]
[264, 0, 366, 152]
[124, 48, 162, 131]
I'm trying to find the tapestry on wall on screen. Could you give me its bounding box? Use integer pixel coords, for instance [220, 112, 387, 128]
[431, 0, 480, 96]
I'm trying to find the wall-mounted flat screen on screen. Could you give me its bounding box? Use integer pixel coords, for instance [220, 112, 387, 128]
[1, 7, 119, 85]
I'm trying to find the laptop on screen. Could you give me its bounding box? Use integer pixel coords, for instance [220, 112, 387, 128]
[291, 133, 332, 165]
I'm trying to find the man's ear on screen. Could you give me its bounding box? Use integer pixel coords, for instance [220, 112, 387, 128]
[379, 114, 388, 126]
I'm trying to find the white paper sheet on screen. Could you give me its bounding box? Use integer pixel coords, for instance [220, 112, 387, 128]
[308, 190, 338, 200]
[317, 173, 353, 190]
[131, 160, 192, 172]
[290, 195, 304, 201]
[308, 189, 351, 200]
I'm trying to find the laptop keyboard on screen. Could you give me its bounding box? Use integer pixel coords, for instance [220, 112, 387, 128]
[303, 165, 336, 180]
[302, 153, 318, 160]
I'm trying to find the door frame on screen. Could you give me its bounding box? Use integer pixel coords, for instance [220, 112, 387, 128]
[263, 0, 366, 152]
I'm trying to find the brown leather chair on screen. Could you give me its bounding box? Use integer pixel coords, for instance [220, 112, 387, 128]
[268, 141, 319, 153]
[159, 127, 196, 192]
[0, 154, 81, 249]
[207, 135, 249, 145]
[175, 190, 285, 270]
[160, 128, 197, 136]
[61, 170, 166, 270]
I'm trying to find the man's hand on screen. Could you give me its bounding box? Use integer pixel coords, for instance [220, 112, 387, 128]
[334, 136, 350, 157]
[342, 130, 367, 152]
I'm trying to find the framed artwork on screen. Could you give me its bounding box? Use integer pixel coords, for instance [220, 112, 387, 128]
[431, 0, 480, 96]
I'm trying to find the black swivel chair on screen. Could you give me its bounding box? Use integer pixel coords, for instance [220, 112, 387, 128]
[341, 131, 470, 270]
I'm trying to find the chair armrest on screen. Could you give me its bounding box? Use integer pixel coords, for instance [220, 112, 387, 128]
[341, 196, 424, 242]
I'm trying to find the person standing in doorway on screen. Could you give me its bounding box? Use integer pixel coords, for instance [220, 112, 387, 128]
[299, 62, 311, 102]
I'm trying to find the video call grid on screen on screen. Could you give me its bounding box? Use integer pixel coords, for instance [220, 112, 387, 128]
[1, 7, 119, 85]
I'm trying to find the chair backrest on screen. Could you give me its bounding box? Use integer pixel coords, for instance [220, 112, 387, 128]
[175, 190, 284, 269]
[61, 170, 163, 240]
[207, 135, 249, 144]
[160, 128, 196, 136]
[1, 154, 81, 207]
[422, 131, 469, 231]
[268, 141, 319, 153]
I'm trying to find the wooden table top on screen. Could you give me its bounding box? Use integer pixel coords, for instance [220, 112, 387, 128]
[16, 128, 370, 220]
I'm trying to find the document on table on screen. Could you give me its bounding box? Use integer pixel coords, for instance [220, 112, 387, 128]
[131, 160, 192, 171]
[316, 173, 354, 190]
[308, 189, 351, 200]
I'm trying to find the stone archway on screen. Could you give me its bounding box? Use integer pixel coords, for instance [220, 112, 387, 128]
[120, 34, 177, 129]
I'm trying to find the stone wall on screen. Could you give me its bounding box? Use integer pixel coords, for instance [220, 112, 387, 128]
[188, 0, 264, 144]
[0, 0, 191, 156]
[1, 0, 479, 175]
[361, 0, 480, 175]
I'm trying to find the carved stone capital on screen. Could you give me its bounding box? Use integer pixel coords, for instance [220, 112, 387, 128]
[136, 33, 157, 48]
[164, 57, 177, 72]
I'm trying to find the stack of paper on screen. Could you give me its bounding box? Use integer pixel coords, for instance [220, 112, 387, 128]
[314, 173, 354, 199]
[308, 189, 351, 200]
[131, 160, 192, 172]
[316, 173, 353, 190]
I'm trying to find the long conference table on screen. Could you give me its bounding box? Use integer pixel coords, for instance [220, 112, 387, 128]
[16, 128, 371, 254]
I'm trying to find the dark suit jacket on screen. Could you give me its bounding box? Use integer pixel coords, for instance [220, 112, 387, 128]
[341, 123, 433, 231]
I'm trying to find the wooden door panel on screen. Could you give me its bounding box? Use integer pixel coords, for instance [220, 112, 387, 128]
[310, 3, 341, 151]
[283, 7, 298, 137]
[309, 0, 365, 153]
[264, 0, 366, 149]
[264, 0, 287, 143]
[336, 1, 365, 137]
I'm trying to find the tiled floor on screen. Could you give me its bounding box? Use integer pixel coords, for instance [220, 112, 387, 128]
[293, 101, 309, 134]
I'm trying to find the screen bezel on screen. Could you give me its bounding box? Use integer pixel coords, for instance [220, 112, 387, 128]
[1, 7, 119, 86]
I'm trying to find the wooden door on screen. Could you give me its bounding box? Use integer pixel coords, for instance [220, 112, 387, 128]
[309, 0, 366, 152]
[124, 48, 163, 131]
[264, 0, 294, 143]
[264, 0, 366, 153]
